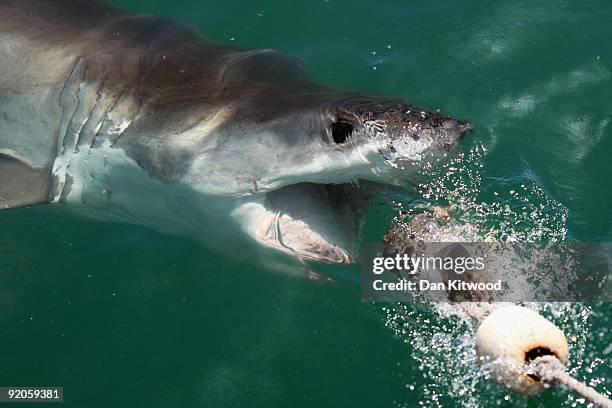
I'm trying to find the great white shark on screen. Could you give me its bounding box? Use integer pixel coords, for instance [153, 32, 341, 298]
[0, 0, 472, 267]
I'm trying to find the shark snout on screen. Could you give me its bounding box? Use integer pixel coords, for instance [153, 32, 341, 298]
[457, 121, 473, 137]
[435, 119, 473, 151]
[443, 118, 473, 138]
[457, 122, 474, 136]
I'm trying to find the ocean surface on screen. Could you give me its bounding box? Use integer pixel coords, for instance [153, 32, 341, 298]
[1, 0, 610, 407]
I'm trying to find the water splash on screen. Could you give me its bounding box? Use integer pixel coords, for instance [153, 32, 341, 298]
[376, 301, 602, 407]
[399, 141, 569, 242]
[374, 142, 609, 406]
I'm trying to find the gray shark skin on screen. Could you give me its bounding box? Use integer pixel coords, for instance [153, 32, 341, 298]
[0, 0, 472, 265]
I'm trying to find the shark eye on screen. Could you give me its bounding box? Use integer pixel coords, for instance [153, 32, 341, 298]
[331, 121, 353, 144]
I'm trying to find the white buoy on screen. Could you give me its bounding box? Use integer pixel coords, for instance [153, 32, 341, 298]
[475, 305, 569, 395]
[386, 214, 609, 403]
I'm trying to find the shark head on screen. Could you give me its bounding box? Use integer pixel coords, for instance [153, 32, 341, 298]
[182, 90, 472, 263]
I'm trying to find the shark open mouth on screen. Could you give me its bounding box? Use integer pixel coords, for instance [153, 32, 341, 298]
[255, 180, 394, 264]
[231, 103, 473, 264]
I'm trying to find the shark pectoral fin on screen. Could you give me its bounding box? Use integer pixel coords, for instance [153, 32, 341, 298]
[0, 154, 52, 210]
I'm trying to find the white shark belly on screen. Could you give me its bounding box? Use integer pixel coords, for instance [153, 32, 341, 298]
[55, 141, 244, 248]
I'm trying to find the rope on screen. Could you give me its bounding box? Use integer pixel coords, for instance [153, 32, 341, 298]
[457, 303, 612, 406]
[528, 355, 612, 408]
[458, 301, 508, 323]
[383, 214, 611, 405]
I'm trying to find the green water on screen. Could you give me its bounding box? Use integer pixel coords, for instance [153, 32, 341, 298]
[1, 0, 610, 407]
